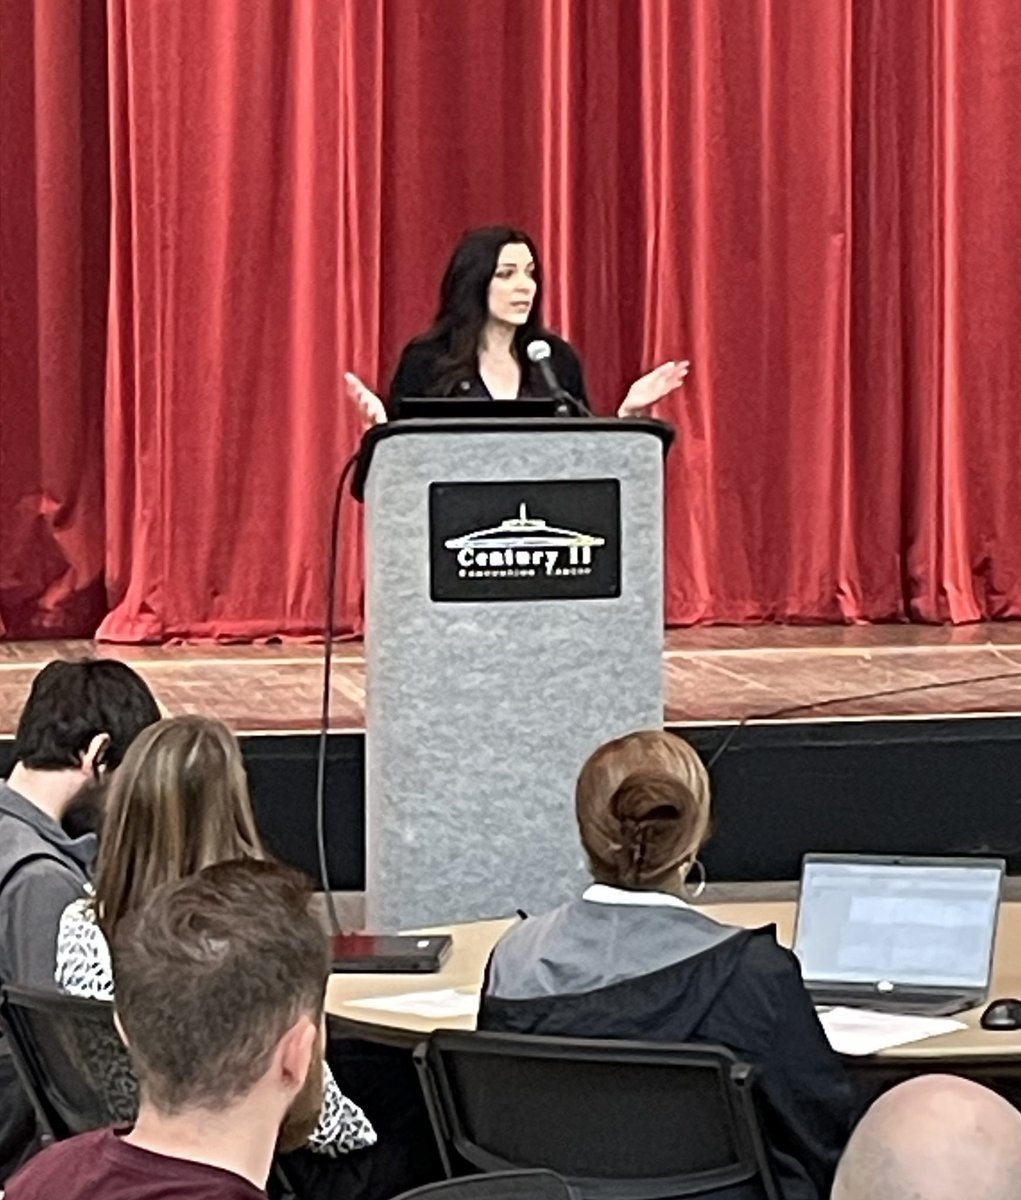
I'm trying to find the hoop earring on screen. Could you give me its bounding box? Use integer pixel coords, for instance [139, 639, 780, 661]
[684, 859, 706, 901]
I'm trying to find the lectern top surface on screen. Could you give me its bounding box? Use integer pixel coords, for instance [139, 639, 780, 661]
[351, 415, 674, 500]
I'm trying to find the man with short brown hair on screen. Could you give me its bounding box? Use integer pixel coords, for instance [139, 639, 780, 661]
[5, 859, 333, 1199]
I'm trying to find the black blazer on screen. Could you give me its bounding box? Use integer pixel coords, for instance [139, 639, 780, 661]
[386, 331, 588, 414]
[479, 928, 860, 1200]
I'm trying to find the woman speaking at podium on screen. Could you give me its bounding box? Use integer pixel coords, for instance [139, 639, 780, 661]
[344, 225, 689, 424]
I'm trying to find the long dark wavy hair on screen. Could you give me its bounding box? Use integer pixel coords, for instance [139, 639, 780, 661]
[415, 226, 549, 395]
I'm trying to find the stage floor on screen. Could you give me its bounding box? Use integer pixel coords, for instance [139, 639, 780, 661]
[5, 623, 1021, 735]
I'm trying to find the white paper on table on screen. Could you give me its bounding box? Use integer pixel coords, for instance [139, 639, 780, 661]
[345, 988, 480, 1019]
[818, 1006, 966, 1056]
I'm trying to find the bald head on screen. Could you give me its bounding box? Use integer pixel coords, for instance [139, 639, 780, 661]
[832, 1075, 1021, 1200]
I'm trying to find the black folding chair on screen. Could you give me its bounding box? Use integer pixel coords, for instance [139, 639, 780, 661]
[0, 984, 136, 1142]
[0, 984, 304, 1197]
[414, 1031, 781, 1200]
[394, 1169, 579, 1200]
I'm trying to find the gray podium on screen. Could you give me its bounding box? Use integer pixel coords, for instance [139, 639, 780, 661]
[355, 418, 673, 930]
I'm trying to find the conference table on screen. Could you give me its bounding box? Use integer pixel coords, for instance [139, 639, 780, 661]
[326, 900, 1021, 1071]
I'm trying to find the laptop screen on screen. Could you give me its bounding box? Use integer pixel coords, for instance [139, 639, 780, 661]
[794, 857, 1004, 989]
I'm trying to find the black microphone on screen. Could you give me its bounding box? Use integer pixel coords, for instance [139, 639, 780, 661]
[526, 339, 590, 416]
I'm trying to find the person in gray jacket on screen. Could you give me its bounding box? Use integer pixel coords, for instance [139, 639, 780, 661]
[479, 730, 858, 1200]
[0, 658, 160, 1182]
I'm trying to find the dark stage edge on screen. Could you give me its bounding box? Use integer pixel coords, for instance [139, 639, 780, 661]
[224, 715, 1021, 888]
[4, 715, 1019, 889]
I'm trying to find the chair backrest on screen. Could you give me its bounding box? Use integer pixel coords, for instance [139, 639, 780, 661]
[0, 984, 138, 1141]
[415, 1031, 781, 1200]
[394, 1169, 580, 1200]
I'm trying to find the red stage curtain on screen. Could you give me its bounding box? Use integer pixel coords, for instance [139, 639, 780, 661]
[3, 0, 1021, 639]
[0, 0, 110, 637]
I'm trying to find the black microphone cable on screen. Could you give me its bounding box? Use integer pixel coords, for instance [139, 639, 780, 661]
[704, 667, 1021, 773]
[315, 445, 363, 935]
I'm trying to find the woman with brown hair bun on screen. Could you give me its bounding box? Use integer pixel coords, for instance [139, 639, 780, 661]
[479, 730, 857, 1200]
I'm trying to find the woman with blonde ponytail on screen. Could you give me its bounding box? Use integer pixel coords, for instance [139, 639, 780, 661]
[53, 716, 375, 1162]
[479, 730, 857, 1200]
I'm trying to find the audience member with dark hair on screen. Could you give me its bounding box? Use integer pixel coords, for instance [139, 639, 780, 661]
[478, 730, 857, 1200]
[831, 1075, 1021, 1200]
[5, 859, 337, 1199]
[10, 658, 160, 774]
[54, 715, 375, 1158]
[0, 658, 160, 1180]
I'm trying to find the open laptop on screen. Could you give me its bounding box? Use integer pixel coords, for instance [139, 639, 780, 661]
[793, 854, 1005, 1016]
[394, 397, 560, 420]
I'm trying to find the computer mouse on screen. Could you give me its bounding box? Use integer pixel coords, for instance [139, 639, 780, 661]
[979, 998, 1021, 1031]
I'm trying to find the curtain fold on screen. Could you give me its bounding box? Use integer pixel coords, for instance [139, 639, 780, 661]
[0, 0, 110, 637]
[3, 0, 1021, 640]
[100, 0, 380, 638]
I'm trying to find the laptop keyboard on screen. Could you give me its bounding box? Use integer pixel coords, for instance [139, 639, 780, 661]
[813, 991, 974, 1017]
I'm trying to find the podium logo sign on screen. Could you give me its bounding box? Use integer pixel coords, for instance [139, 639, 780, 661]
[429, 479, 621, 602]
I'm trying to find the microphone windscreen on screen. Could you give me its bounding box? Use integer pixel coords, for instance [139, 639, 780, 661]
[526, 339, 552, 363]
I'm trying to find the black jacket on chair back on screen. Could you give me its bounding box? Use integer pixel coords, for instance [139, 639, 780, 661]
[479, 920, 858, 1200]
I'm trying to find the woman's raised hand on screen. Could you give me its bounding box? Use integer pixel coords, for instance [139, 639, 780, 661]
[617, 360, 690, 417]
[344, 372, 388, 427]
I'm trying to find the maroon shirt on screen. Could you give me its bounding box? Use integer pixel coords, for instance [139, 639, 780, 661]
[4, 1128, 264, 1199]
